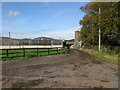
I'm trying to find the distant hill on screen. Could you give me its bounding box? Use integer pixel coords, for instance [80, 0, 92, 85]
[0, 36, 61, 41]
[34, 36, 55, 40]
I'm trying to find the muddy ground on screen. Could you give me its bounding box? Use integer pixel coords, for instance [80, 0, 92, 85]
[2, 49, 118, 88]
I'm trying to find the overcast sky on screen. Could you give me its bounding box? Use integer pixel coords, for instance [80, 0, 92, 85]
[2, 2, 88, 40]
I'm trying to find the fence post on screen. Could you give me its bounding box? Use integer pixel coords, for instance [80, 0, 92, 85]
[60, 48, 62, 54]
[6, 49, 9, 57]
[23, 48, 25, 57]
[57, 48, 59, 54]
[37, 48, 39, 56]
[48, 48, 49, 55]
[65, 47, 67, 54]
[67, 46, 70, 53]
[63, 47, 66, 54]
[62, 47, 65, 54]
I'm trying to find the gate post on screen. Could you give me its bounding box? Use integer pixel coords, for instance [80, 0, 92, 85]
[23, 48, 25, 57]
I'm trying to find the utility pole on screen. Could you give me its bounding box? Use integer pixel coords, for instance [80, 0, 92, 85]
[98, 8, 101, 51]
[51, 40, 53, 47]
[9, 32, 10, 49]
[9, 32, 10, 39]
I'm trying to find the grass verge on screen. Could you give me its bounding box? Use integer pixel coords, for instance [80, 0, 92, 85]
[78, 48, 118, 64]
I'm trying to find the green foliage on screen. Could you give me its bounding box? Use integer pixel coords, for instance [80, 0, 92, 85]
[65, 39, 74, 42]
[79, 2, 120, 53]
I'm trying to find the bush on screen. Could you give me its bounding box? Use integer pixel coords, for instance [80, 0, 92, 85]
[85, 45, 120, 55]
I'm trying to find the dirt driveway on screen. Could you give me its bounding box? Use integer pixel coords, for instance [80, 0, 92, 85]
[2, 49, 118, 88]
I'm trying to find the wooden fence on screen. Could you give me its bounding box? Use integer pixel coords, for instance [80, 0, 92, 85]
[0, 47, 69, 59]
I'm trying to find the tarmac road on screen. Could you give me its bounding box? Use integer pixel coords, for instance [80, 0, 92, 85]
[2, 49, 118, 88]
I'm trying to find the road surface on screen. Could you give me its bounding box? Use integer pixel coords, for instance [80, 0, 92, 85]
[2, 49, 118, 88]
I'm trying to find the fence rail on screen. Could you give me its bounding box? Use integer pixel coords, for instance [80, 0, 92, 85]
[0, 47, 69, 59]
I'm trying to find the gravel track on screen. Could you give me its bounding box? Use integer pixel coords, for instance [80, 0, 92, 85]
[2, 49, 118, 88]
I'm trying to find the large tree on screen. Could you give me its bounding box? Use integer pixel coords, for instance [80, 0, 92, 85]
[79, 2, 119, 47]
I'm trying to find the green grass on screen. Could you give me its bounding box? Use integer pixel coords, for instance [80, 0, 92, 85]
[0, 48, 68, 60]
[79, 48, 118, 64]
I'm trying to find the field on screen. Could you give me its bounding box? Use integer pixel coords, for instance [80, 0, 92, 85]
[0, 47, 69, 60]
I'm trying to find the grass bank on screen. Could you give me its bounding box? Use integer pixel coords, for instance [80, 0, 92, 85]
[78, 48, 119, 64]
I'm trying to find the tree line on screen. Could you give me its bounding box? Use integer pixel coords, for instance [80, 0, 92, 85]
[79, 2, 120, 54]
